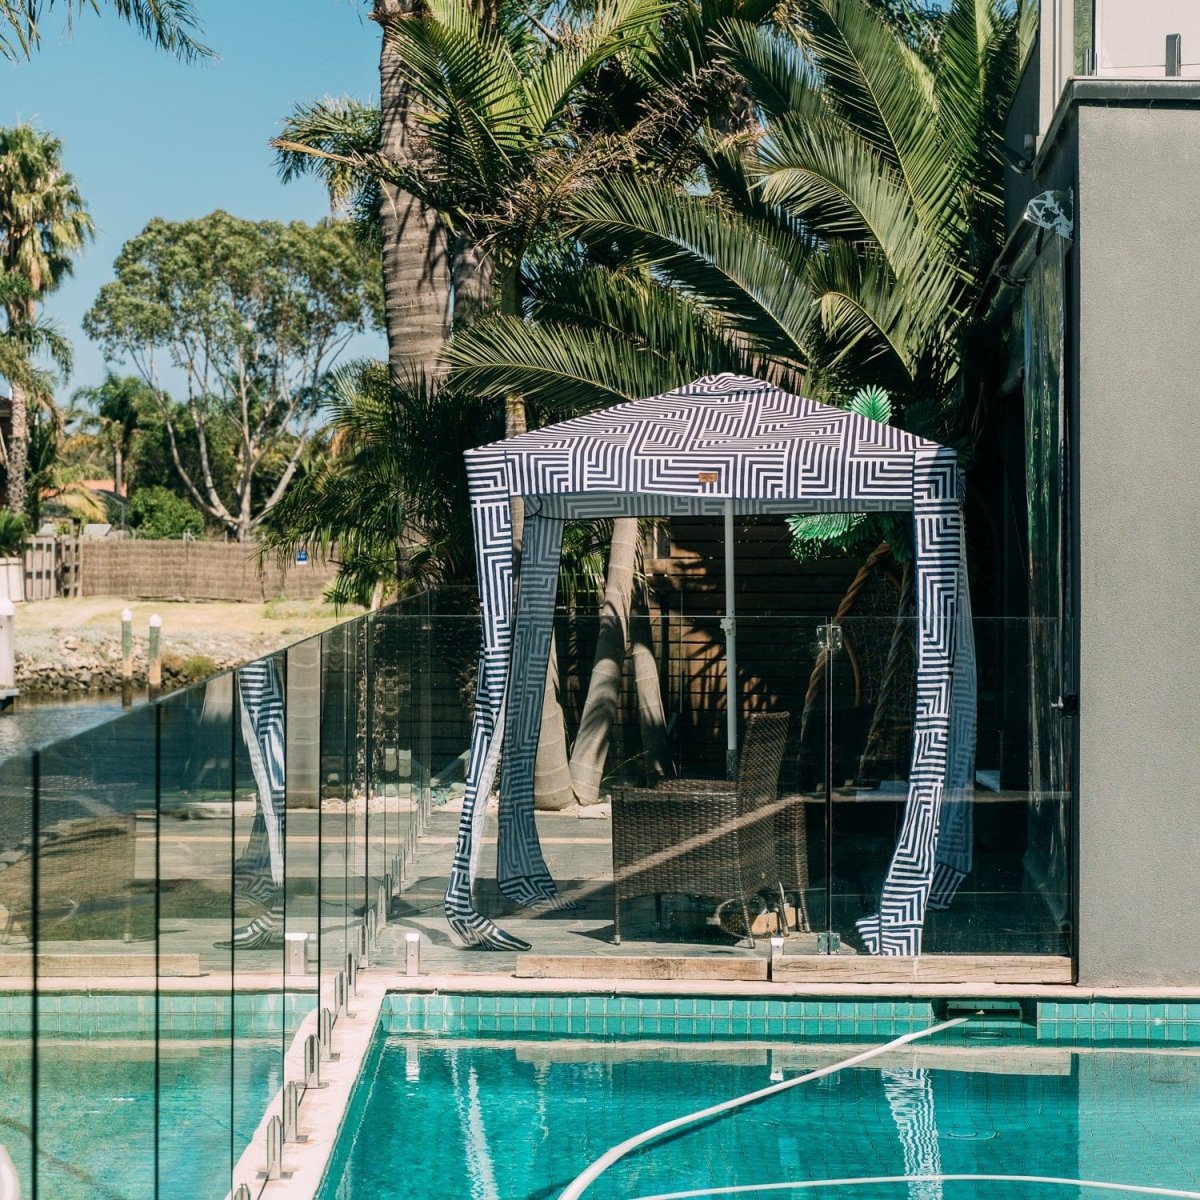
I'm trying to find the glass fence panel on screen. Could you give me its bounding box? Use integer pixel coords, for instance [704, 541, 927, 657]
[319, 622, 352, 1014]
[231, 652, 287, 1198]
[284, 634, 322, 1125]
[35, 704, 158, 1199]
[364, 609, 393, 934]
[0, 753, 34, 1198]
[157, 679, 235, 1198]
[388, 605, 480, 970]
[0, 592, 1085, 1195]
[829, 615, 1072, 957]
[346, 620, 367, 957]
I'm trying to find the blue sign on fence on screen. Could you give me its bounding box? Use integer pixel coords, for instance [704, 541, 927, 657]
[295, 548, 309, 565]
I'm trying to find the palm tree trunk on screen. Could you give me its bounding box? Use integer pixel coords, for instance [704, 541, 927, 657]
[6, 379, 26, 518]
[630, 582, 669, 782]
[856, 561, 912, 782]
[374, 0, 452, 381]
[568, 517, 639, 805]
[452, 233, 494, 327]
[534, 629, 576, 809]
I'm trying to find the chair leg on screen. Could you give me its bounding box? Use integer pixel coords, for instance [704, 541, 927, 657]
[776, 882, 791, 936]
[742, 897, 756, 949]
[793, 887, 810, 933]
[613, 895, 622, 945]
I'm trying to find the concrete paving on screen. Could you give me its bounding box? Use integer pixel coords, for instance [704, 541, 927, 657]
[373, 802, 820, 976]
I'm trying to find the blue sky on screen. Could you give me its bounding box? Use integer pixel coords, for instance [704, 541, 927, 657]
[4, 0, 388, 394]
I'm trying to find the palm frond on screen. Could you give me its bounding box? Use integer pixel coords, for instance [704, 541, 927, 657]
[786, 510, 867, 559]
[522, 0, 664, 138]
[567, 177, 817, 360]
[799, 0, 952, 221]
[0, 0, 208, 60]
[445, 312, 709, 419]
[713, 19, 825, 123]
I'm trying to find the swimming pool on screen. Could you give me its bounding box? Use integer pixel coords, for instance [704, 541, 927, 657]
[319, 995, 1200, 1200]
[0, 991, 314, 1199]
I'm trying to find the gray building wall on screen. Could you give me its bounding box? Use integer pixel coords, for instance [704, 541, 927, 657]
[1071, 100, 1200, 984]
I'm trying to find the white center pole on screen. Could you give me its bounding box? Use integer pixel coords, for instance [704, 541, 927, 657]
[723, 498, 737, 780]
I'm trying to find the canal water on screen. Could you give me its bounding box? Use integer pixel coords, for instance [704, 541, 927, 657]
[0, 693, 148, 761]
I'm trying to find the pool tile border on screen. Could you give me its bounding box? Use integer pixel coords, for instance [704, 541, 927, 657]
[0, 990, 314, 1039]
[380, 992, 1200, 1045]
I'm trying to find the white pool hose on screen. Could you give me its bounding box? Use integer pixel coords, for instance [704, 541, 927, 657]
[0, 1145, 19, 1200]
[557, 1016, 970, 1200]
[630, 1175, 1200, 1200]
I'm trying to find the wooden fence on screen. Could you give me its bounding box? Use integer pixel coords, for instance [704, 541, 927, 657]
[22, 537, 81, 601]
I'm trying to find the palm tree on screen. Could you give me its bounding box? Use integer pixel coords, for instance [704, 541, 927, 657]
[276, 0, 662, 396]
[71, 371, 153, 499]
[1, 0, 207, 60]
[442, 0, 1027, 802]
[0, 125, 93, 518]
[447, 0, 1028, 434]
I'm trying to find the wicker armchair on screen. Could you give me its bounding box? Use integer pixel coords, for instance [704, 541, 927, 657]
[610, 711, 791, 947]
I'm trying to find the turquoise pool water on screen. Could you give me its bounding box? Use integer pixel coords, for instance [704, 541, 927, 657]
[0, 992, 315, 1199]
[320, 1003, 1200, 1200]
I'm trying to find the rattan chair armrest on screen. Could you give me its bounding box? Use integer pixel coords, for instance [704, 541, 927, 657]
[612, 786, 738, 809]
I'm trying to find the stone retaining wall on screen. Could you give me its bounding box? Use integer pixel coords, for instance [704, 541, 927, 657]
[81, 540, 338, 602]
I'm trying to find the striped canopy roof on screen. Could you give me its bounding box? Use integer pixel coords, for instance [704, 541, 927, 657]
[464, 374, 942, 511]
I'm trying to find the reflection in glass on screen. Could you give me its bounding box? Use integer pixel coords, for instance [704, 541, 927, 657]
[35, 705, 157, 1198]
[1024, 236, 1073, 932]
[0, 756, 34, 1196]
[158, 679, 234, 1197]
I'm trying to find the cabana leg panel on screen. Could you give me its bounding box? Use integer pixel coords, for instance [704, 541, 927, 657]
[857, 447, 961, 955]
[497, 511, 575, 910]
[444, 460, 532, 951]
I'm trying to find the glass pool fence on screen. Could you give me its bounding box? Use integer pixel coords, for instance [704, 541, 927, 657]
[0, 590, 1071, 1198]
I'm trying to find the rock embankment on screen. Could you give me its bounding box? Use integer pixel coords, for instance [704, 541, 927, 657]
[16, 630, 284, 696]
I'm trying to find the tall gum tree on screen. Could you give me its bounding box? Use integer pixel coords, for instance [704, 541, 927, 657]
[84, 211, 384, 541]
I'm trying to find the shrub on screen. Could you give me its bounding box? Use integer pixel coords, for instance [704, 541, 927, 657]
[0, 511, 28, 557]
[127, 487, 204, 540]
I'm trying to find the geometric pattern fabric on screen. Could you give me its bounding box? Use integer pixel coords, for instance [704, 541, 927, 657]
[444, 374, 975, 954]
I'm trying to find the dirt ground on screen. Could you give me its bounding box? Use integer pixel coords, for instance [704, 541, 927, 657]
[13, 596, 366, 690]
[16, 595, 363, 643]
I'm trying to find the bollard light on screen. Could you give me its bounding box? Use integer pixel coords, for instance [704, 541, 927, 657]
[769, 936, 785, 976]
[405, 930, 422, 977]
[284, 931, 309, 977]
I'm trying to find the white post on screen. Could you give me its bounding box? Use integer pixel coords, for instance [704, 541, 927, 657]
[120, 608, 133, 681]
[722, 499, 737, 779]
[0, 598, 14, 691]
[0, 1144, 19, 1200]
[148, 613, 162, 693]
[405, 930, 422, 976]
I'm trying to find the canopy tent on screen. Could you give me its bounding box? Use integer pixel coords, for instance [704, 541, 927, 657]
[445, 374, 976, 954]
